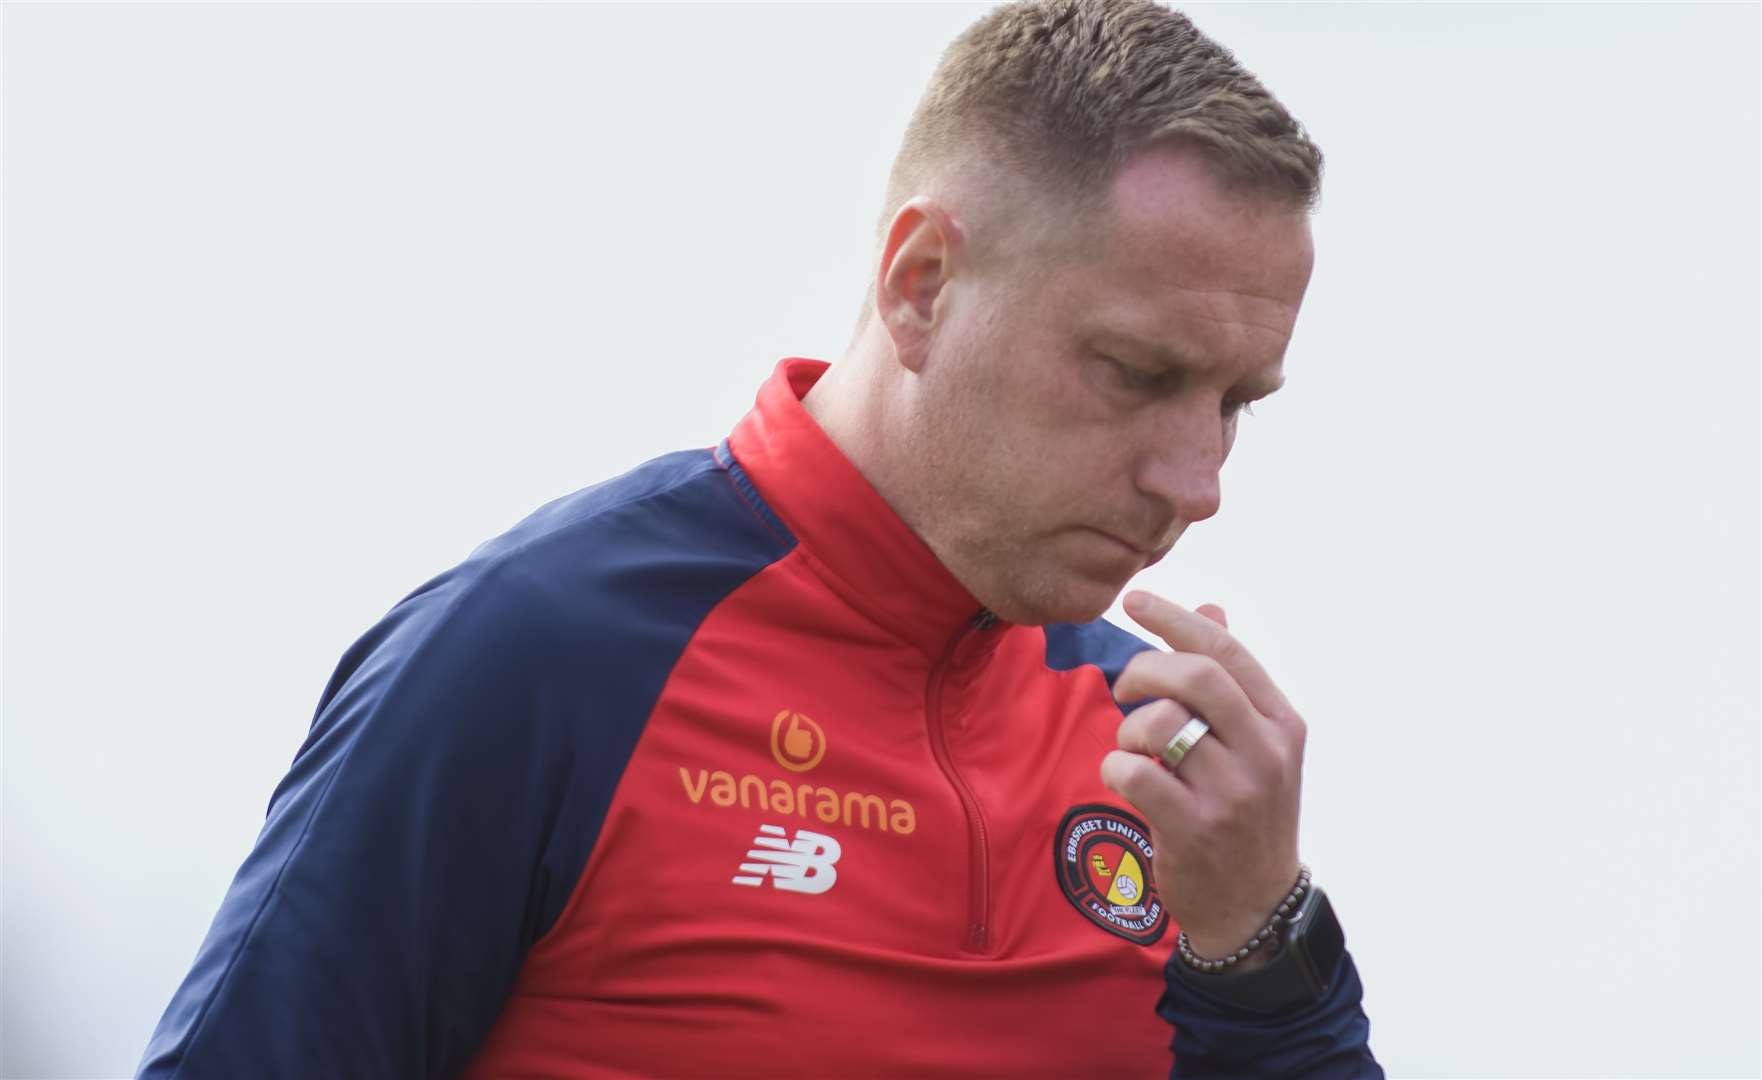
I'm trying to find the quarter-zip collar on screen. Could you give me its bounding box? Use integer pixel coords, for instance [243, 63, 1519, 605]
[725, 357, 1009, 663]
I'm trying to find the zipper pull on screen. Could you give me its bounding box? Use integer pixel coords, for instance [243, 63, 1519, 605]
[972, 608, 999, 631]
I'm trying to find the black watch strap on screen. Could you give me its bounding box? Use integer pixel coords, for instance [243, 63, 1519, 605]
[1166, 884, 1346, 1015]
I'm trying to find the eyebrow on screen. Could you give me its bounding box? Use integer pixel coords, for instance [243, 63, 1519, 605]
[1102, 333, 1287, 397]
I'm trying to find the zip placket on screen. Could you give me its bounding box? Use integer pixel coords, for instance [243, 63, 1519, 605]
[925, 607, 1001, 953]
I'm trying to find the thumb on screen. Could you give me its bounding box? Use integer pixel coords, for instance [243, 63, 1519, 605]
[1195, 603, 1228, 629]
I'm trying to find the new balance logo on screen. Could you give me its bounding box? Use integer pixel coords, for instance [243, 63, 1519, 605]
[731, 825, 841, 894]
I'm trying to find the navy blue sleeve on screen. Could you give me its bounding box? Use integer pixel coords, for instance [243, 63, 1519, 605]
[135, 560, 583, 1079]
[1160, 946, 1384, 1079]
[135, 448, 794, 1080]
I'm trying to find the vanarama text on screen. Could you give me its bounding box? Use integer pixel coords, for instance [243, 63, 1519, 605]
[680, 767, 916, 834]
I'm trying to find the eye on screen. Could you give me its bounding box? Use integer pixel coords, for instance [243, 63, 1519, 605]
[1224, 398, 1258, 420]
[1101, 353, 1164, 391]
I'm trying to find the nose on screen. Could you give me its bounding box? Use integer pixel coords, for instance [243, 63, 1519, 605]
[1131, 405, 1227, 525]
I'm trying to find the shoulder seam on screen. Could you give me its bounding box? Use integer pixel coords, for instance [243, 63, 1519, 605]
[475, 449, 728, 572]
[712, 442, 794, 550]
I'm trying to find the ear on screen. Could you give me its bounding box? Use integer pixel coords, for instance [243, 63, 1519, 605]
[873, 196, 962, 374]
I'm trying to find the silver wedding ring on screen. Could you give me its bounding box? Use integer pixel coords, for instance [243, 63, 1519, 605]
[1161, 716, 1210, 772]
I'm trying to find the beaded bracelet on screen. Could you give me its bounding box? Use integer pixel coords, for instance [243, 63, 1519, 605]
[1175, 863, 1312, 974]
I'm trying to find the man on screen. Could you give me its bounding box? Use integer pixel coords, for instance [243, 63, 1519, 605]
[138, 1, 1382, 1076]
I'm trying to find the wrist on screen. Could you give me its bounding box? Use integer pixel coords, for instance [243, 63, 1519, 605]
[1174, 864, 1310, 976]
[1181, 925, 1275, 968]
[1165, 877, 1348, 1015]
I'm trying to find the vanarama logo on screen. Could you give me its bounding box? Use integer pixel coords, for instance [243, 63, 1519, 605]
[679, 768, 916, 834]
[770, 710, 825, 772]
[678, 708, 916, 835]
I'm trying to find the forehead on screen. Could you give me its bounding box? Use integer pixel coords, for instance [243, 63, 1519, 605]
[1057, 145, 1315, 365]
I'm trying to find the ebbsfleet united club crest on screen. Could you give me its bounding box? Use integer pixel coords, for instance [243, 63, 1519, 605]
[1053, 804, 1168, 946]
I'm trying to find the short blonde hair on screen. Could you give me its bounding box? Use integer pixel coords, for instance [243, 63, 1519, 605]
[880, 0, 1323, 247]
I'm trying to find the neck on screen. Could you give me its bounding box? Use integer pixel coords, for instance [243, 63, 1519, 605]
[806, 325, 981, 589]
[799, 323, 901, 511]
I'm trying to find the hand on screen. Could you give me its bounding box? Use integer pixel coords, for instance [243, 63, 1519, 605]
[1099, 590, 1306, 971]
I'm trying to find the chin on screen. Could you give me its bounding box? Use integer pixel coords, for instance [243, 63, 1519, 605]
[992, 581, 1120, 627]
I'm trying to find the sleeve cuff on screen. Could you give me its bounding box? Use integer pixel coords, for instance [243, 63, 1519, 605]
[1158, 947, 1384, 1078]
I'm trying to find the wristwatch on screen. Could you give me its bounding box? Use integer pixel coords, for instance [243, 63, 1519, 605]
[1166, 884, 1347, 1015]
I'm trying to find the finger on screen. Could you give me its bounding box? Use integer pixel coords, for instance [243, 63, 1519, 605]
[1100, 748, 1195, 826]
[1196, 603, 1227, 629]
[1114, 682, 1232, 762]
[1122, 590, 1294, 720]
[1113, 648, 1272, 749]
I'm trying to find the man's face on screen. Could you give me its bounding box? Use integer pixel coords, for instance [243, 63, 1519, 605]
[903, 146, 1315, 626]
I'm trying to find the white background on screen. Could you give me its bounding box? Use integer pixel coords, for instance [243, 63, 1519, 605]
[4, 3, 1758, 1077]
